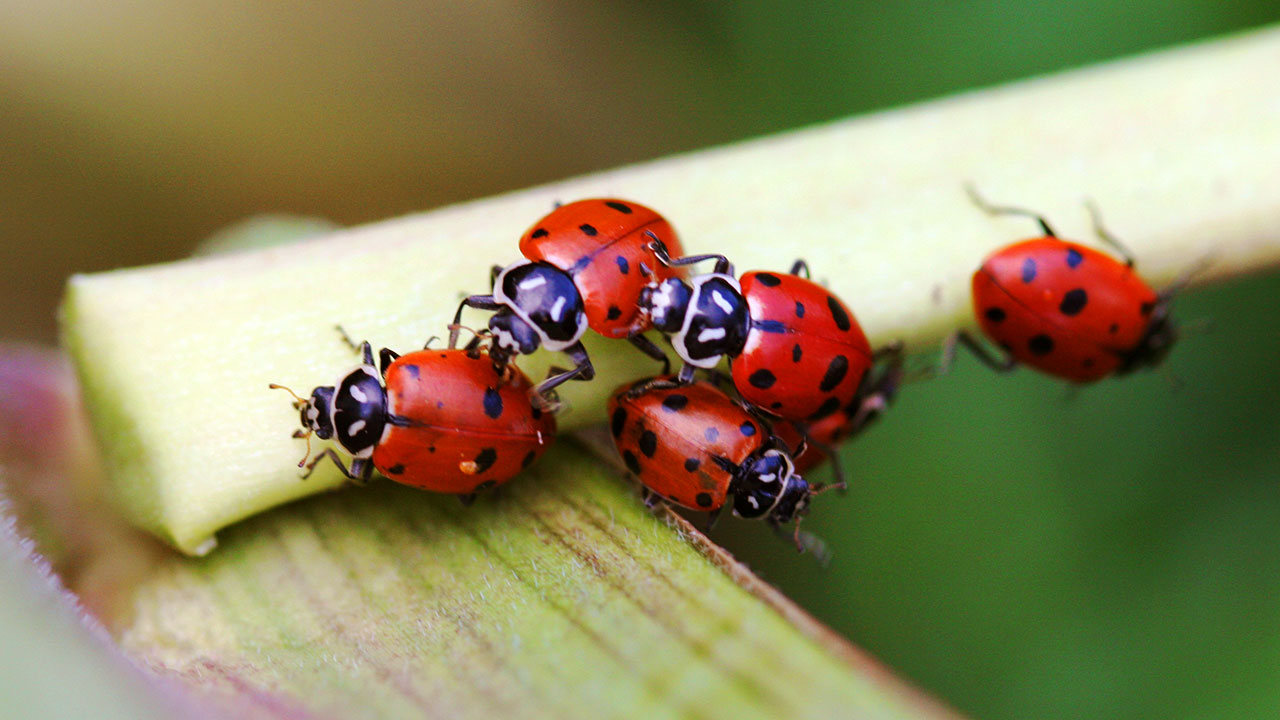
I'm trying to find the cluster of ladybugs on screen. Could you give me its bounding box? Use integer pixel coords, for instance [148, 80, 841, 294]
[273, 188, 1180, 552]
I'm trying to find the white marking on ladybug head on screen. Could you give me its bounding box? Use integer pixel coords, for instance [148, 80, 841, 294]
[697, 327, 726, 343]
[550, 296, 567, 322]
[349, 385, 368, 403]
[348, 419, 366, 436]
[493, 326, 518, 352]
[747, 495, 760, 509]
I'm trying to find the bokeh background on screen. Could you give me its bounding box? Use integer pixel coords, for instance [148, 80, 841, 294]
[5, 2, 1280, 719]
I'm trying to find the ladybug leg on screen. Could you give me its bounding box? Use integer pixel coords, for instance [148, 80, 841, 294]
[532, 342, 594, 402]
[301, 449, 369, 485]
[938, 331, 1017, 375]
[793, 423, 848, 493]
[846, 341, 905, 430]
[676, 363, 698, 385]
[641, 488, 663, 510]
[490, 265, 504, 283]
[627, 333, 671, 374]
[788, 259, 811, 279]
[645, 233, 734, 276]
[333, 325, 361, 352]
[450, 295, 503, 348]
[704, 506, 724, 533]
[1083, 199, 1137, 268]
[378, 348, 400, 378]
[964, 183, 1057, 237]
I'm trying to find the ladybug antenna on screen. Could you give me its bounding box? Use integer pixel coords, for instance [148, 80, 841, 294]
[446, 323, 485, 350]
[268, 382, 307, 408]
[1082, 198, 1137, 268]
[1159, 252, 1217, 302]
[809, 480, 847, 496]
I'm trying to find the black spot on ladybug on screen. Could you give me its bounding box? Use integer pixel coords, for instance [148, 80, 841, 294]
[1109, 323, 1119, 334]
[607, 305, 622, 320]
[792, 344, 802, 362]
[1028, 334, 1055, 355]
[639, 430, 658, 458]
[1059, 288, 1088, 316]
[436, 401, 445, 409]
[1082, 358, 1096, 368]
[748, 369, 777, 389]
[794, 301, 805, 318]
[1140, 300, 1155, 316]
[400, 364, 420, 378]
[531, 406, 543, 420]
[473, 448, 498, 474]
[740, 422, 756, 437]
[1066, 248, 1084, 268]
[605, 201, 632, 214]
[755, 273, 782, 287]
[984, 307, 1007, 323]
[704, 426, 719, 442]
[1021, 258, 1037, 283]
[570, 256, 591, 273]
[661, 394, 689, 412]
[386, 464, 405, 475]
[521, 450, 537, 469]
[579, 223, 598, 236]
[756, 320, 787, 333]
[809, 397, 841, 420]
[771, 401, 783, 409]
[622, 450, 641, 475]
[429, 446, 436, 453]
[695, 492, 714, 508]
[819, 355, 849, 392]
[827, 296, 851, 331]
[482, 387, 503, 419]
[531, 228, 549, 239]
[684, 457, 700, 472]
[615, 256, 629, 274]
[610, 407, 627, 437]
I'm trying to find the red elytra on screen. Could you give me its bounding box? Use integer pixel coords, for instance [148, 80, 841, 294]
[607, 379, 813, 527]
[519, 199, 686, 339]
[731, 270, 874, 421]
[973, 238, 1163, 382]
[377, 350, 556, 493]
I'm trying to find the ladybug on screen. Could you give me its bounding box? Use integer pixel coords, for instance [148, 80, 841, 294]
[451, 199, 686, 400]
[607, 378, 823, 546]
[271, 337, 555, 501]
[951, 187, 1177, 382]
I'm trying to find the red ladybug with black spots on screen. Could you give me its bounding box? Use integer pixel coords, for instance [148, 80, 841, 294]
[948, 187, 1177, 382]
[272, 337, 555, 502]
[451, 199, 685, 401]
[608, 378, 824, 547]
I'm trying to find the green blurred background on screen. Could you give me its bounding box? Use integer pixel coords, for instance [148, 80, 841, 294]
[4, 2, 1280, 719]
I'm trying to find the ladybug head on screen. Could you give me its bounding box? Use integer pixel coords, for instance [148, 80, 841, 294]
[488, 309, 542, 358]
[731, 448, 810, 524]
[639, 277, 693, 333]
[270, 383, 336, 441]
[301, 385, 337, 440]
[1120, 300, 1177, 375]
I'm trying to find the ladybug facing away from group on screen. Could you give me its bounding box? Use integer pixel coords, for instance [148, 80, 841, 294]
[271, 336, 555, 502]
[948, 187, 1179, 382]
[451, 198, 686, 402]
[608, 378, 831, 550]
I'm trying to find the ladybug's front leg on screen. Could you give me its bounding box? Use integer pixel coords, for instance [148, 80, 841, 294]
[626, 333, 671, 375]
[450, 295, 503, 349]
[532, 341, 594, 405]
[302, 449, 371, 486]
[644, 233, 735, 276]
